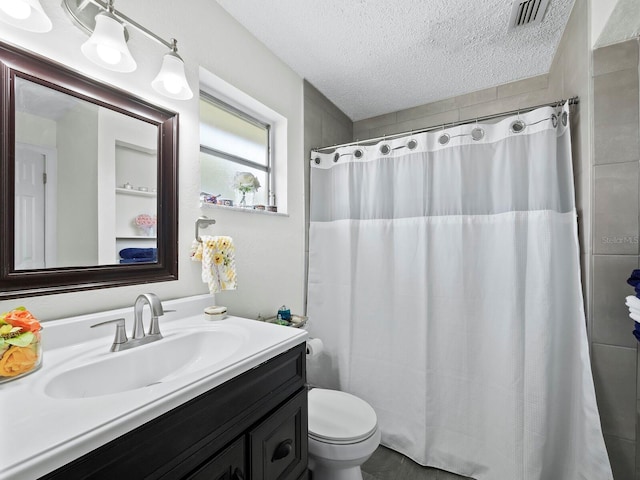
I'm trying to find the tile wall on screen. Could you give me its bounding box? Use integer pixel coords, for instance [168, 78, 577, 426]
[303, 81, 353, 309]
[592, 38, 640, 480]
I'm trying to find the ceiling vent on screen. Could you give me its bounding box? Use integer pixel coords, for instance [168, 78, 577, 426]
[508, 0, 551, 30]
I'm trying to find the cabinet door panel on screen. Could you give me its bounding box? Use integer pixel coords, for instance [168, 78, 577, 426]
[249, 389, 308, 480]
[186, 437, 245, 480]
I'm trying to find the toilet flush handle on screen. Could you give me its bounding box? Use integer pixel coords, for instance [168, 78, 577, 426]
[271, 439, 293, 462]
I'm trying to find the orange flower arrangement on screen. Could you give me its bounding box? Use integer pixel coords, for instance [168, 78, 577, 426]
[0, 307, 42, 381]
[0, 345, 39, 377]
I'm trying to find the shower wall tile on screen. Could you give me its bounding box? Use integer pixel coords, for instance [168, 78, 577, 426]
[396, 96, 459, 123]
[583, 253, 592, 327]
[453, 86, 497, 108]
[603, 434, 636, 480]
[457, 88, 558, 123]
[496, 74, 549, 99]
[305, 81, 353, 130]
[304, 100, 323, 151]
[593, 162, 640, 255]
[593, 68, 640, 165]
[593, 39, 639, 77]
[575, 168, 589, 254]
[559, 0, 588, 100]
[638, 349, 640, 399]
[353, 123, 371, 141]
[322, 112, 351, 147]
[592, 255, 639, 348]
[637, 402, 640, 480]
[571, 106, 587, 177]
[592, 343, 637, 440]
[353, 111, 397, 132]
[367, 110, 460, 139]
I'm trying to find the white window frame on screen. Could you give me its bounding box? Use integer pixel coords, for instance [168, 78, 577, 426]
[199, 67, 288, 212]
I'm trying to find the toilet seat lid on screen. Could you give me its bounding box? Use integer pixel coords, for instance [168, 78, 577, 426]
[308, 388, 378, 445]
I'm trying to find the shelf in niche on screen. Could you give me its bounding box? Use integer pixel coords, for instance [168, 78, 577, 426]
[199, 201, 287, 216]
[116, 235, 157, 240]
[116, 187, 157, 197]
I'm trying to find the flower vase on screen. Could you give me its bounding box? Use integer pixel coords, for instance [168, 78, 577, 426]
[236, 191, 254, 208]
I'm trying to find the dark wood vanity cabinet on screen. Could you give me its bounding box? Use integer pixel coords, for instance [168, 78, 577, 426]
[41, 343, 308, 480]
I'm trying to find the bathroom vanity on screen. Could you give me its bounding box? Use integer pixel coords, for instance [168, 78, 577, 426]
[0, 295, 308, 480]
[42, 344, 307, 480]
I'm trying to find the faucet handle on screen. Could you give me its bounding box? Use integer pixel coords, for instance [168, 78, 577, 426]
[148, 309, 175, 336]
[91, 318, 128, 351]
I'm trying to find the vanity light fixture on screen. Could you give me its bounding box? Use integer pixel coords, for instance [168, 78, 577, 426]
[63, 0, 193, 100]
[151, 39, 193, 100]
[80, 4, 136, 72]
[0, 0, 52, 32]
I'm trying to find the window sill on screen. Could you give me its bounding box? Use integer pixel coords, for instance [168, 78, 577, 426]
[200, 202, 288, 217]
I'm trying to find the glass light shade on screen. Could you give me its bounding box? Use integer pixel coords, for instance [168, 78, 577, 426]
[151, 52, 193, 100]
[0, 0, 52, 32]
[80, 11, 136, 73]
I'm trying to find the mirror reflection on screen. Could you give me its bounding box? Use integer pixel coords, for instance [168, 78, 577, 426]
[14, 77, 158, 269]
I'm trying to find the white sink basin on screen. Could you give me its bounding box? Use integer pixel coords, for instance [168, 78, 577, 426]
[44, 325, 248, 399]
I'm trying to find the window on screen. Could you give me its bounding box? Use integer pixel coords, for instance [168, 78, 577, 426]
[199, 92, 271, 207]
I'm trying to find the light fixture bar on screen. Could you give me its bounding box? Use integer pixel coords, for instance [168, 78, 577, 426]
[63, 0, 172, 50]
[63, 0, 192, 100]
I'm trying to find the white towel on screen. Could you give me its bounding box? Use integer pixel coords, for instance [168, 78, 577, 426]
[629, 306, 640, 317]
[630, 312, 640, 323]
[626, 295, 640, 309]
[190, 235, 237, 294]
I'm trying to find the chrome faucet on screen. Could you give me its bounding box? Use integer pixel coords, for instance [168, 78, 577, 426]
[91, 293, 174, 352]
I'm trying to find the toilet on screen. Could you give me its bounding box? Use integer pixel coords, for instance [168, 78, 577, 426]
[307, 388, 381, 480]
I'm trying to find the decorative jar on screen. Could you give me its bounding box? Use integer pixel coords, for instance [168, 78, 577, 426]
[0, 308, 43, 383]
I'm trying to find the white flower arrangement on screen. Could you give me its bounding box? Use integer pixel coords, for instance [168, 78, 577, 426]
[232, 172, 261, 194]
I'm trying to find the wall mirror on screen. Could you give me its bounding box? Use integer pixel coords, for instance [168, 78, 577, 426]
[0, 41, 178, 299]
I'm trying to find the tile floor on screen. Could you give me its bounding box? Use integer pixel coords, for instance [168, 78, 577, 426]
[361, 446, 474, 480]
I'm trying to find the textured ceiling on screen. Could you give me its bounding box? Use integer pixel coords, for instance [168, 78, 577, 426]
[216, 0, 575, 121]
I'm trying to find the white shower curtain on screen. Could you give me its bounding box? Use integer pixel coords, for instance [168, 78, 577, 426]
[307, 105, 612, 480]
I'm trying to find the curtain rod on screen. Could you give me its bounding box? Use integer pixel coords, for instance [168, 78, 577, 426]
[312, 96, 579, 153]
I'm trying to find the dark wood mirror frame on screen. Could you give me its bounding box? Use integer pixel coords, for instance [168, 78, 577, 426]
[0, 41, 178, 299]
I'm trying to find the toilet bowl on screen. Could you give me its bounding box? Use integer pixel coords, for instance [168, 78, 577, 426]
[307, 388, 381, 480]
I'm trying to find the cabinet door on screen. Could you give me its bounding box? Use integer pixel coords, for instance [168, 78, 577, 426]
[249, 388, 308, 480]
[186, 437, 245, 480]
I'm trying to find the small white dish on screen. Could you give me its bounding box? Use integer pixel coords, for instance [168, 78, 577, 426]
[204, 305, 227, 320]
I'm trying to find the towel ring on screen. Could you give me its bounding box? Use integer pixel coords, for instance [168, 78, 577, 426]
[196, 216, 216, 242]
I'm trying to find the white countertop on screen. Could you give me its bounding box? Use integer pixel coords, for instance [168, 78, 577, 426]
[0, 295, 307, 480]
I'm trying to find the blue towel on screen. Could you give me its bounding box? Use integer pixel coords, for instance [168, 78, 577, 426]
[120, 257, 156, 264]
[627, 269, 640, 287]
[119, 248, 157, 260]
